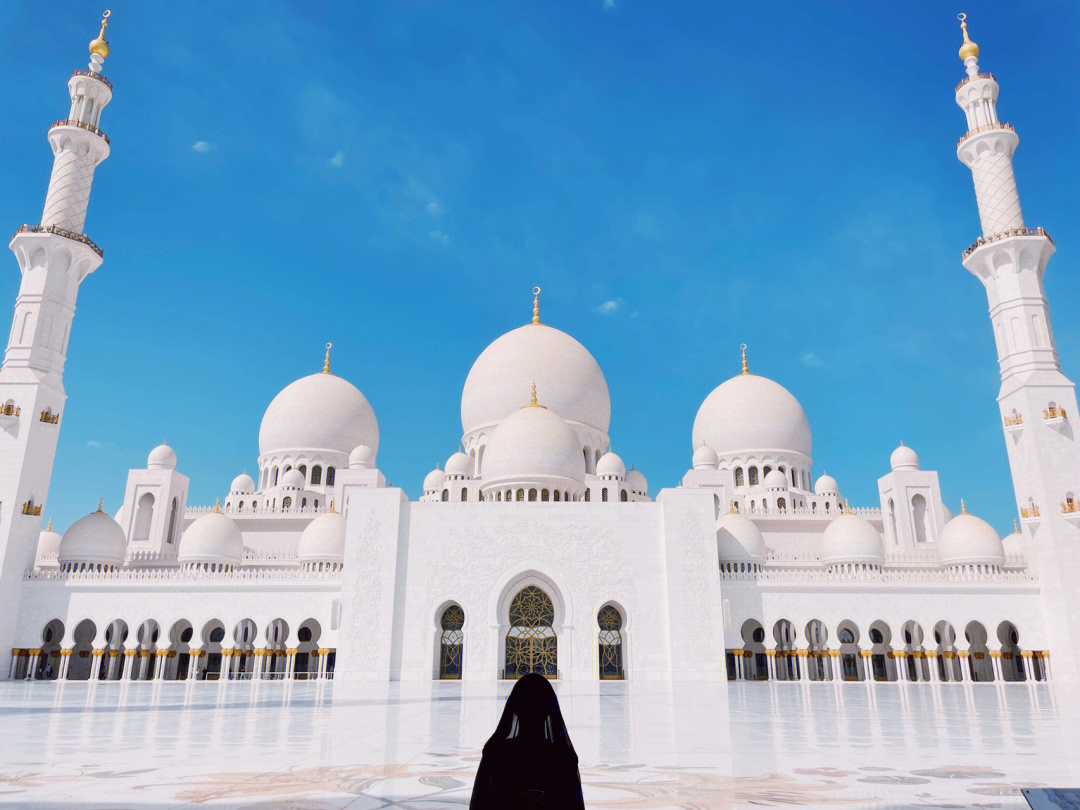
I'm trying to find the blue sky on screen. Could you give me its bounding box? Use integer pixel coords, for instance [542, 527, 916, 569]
[2, 1, 1078, 535]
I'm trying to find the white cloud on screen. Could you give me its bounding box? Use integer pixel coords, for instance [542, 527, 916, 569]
[192, 141, 212, 153]
[329, 150, 345, 168]
[430, 230, 450, 244]
[594, 299, 622, 316]
[603, 0, 616, 10]
[801, 351, 823, 367]
[86, 440, 104, 449]
[426, 200, 443, 217]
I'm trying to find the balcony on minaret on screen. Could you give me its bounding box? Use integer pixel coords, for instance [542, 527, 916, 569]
[49, 118, 109, 146]
[39, 409, 60, 425]
[957, 121, 1014, 149]
[963, 227, 1053, 260]
[1042, 406, 1067, 425]
[1019, 503, 1041, 526]
[13, 224, 104, 259]
[0, 401, 20, 423]
[21, 500, 42, 517]
[1003, 412, 1023, 435]
[1062, 498, 1080, 526]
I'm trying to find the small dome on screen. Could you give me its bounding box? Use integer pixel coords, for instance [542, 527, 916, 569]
[280, 468, 305, 490]
[58, 505, 126, 568]
[178, 510, 243, 564]
[259, 371, 379, 458]
[349, 444, 375, 469]
[814, 474, 839, 496]
[692, 445, 719, 470]
[483, 399, 586, 486]
[445, 451, 472, 478]
[297, 510, 346, 562]
[37, 520, 62, 560]
[821, 513, 885, 565]
[147, 443, 177, 470]
[230, 472, 255, 494]
[938, 507, 1005, 567]
[423, 467, 446, 492]
[692, 372, 811, 459]
[596, 451, 625, 478]
[763, 469, 788, 490]
[626, 468, 647, 496]
[717, 512, 766, 561]
[1003, 522, 1023, 558]
[890, 443, 920, 471]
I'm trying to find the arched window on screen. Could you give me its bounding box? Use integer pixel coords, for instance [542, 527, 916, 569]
[911, 494, 928, 543]
[620, 490, 628, 502]
[311, 466, 322, 485]
[272, 467, 279, 486]
[326, 467, 336, 486]
[167, 497, 178, 543]
[528, 488, 537, 502]
[516, 489, 525, 502]
[824, 502, 831, 513]
[748, 467, 759, 486]
[301, 498, 307, 509]
[584, 489, 591, 502]
[238, 500, 244, 511]
[441, 489, 449, 502]
[553, 490, 560, 502]
[282, 496, 292, 510]
[541, 489, 549, 502]
[763, 465, 772, 477]
[133, 492, 154, 543]
[598, 605, 624, 680]
[439, 605, 464, 680]
[505, 586, 556, 679]
[777, 497, 786, 512]
[734, 467, 745, 487]
[461, 487, 468, 502]
[298, 465, 307, 479]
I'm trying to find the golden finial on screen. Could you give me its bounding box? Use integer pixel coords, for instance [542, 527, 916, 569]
[213, 498, 221, 513]
[842, 503, 851, 515]
[322, 342, 332, 374]
[329, 499, 336, 513]
[522, 381, 547, 409]
[960, 498, 967, 514]
[740, 343, 749, 375]
[531, 286, 541, 325]
[96, 498, 104, 513]
[46, 518, 53, 532]
[957, 13, 979, 62]
[1013, 519, 1019, 533]
[89, 10, 111, 59]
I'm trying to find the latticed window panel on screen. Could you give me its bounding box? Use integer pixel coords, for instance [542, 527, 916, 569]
[439, 629, 463, 679]
[505, 586, 557, 678]
[441, 605, 464, 631]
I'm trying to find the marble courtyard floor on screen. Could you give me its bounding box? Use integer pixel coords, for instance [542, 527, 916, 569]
[0, 679, 1078, 809]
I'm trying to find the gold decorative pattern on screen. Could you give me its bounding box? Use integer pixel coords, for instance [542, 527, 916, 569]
[505, 585, 557, 679]
[1003, 413, 1023, 426]
[1020, 504, 1040, 519]
[439, 605, 465, 680]
[598, 604, 624, 680]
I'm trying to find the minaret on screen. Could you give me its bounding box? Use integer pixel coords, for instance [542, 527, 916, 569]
[0, 12, 114, 679]
[955, 15, 1080, 678]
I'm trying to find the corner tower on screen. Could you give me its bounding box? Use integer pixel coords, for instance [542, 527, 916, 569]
[0, 12, 114, 678]
[954, 15, 1080, 677]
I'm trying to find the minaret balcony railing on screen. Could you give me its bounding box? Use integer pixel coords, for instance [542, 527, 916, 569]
[1003, 413, 1023, 427]
[957, 122, 1015, 149]
[49, 118, 110, 145]
[1061, 501, 1080, 514]
[39, 411, 60, 425]
[21, 501, 42, 517]
[963, 227, 1053, 259]
[955, 72, 996, 93]
[13, 225, 103, 258]
[1043, 406, 1067, 421]
[0, 404, 20, 417]
[70, 69, 112, 91]
[1019, 504, 1040, 520]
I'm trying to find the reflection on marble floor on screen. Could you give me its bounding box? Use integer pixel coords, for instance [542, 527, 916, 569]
[0, 680, 1077, 809]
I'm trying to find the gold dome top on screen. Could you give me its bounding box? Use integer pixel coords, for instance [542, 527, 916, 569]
[957, 13, 979, 61]
[89, 10, 111, 59]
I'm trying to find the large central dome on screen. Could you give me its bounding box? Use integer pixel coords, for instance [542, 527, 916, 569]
[259, 372, 379, 457]
[462, 323, 610, 437]
[692, 372, 811, 458]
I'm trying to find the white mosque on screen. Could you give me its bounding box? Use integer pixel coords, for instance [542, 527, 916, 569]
[1, 14, 1078, 686]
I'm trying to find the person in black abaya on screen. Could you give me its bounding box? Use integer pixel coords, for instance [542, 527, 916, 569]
[469, 673, 586, 810]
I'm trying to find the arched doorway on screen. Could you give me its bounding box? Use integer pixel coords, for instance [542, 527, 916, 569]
[901, 620, 927, 682]
[68, 620, 96, 680]
[265, 618, 289, 680]
[439, 604, 464, 680]
[837, 621, 863, 681]
[232, 618, 257, 679]
[773, 619, 798, 681]
[598, 604, 624, 680]
[805, 619, 830, 681]
[934, 621, 961, 682]
[997, 621, 1025, 682]
[295, 619, 321, 680]
[101, 619, 129, 680]
[504, 585, 557, 679]
[132, 620, 160, 681]
[740, 619, 767, 680]
[167, 620, 193, 680]
[868, 620, 895, 682]
[201, 621, 226, 680]
[965, 621, 993, 682]
[37, 619, 64, 680]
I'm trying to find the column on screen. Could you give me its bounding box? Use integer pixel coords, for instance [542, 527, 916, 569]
[766, 650, 776, 680]
[286, 649, 297, 680]
[187, 649, 201, 680]
[7, 650, 18, 679]
[991, 650, 1004, 682]
[734, 649, 743, 680]
[25, 650, 39, 680]
[90, 649, 104, 680]
[58, 649, 72, 680]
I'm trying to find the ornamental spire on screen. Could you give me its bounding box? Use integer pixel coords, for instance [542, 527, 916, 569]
[957, 13, 979, 63]
[96, 498, 104, 513]
[531, 286, 541, 325]
[322, 342, 332, 374]
[89, 10, 111, 71]
[960, 499, 968, 514]
[740, 343, 749, 375]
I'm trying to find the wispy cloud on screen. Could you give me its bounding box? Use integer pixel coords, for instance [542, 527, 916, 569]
[430, 230, 449, 244]
[603, 0, 616, 10]
[192, 141, 212, 153]
[595, 298, 627, 316]
[426, 200, 443, 217]
[801, 351, 823, 367]
[86, 440, 105, 449]
[329, 150, 345, 168]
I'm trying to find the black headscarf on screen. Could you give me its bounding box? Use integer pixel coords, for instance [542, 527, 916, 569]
[469, 674, 586, 810]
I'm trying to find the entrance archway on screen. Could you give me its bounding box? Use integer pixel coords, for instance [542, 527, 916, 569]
[438, 604, 464, 680]
[598, 604, 624, 680]
[504, 585, 557, 679]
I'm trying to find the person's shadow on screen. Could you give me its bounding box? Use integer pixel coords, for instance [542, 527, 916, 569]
[470, 673, 586, 809]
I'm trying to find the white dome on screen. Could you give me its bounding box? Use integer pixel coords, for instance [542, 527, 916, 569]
[717, 512, 766, 561]
[147, 443, 176, 470]
[445, 451, 472, 478]
[483, 402, 586, 486]
[821, 513, 885, 565]
[814, 474, 839, 496]
[178, 511, 243, 564]
[423, 467, 446, 492]
[297, 511, 346, 562]
[692, 445, 719, 470]
[259, 372, 379, 457]
[763, 469, 788, 490]
[596, 451, 625, 478]
[938, 509, 1005, 567]
[230, 472, 255, 494]
[280, 468, 305, 490]
[37, 520, 62, 560]
[626, 468, 647, 495]
[692, 372, 811, 458]
[890, 443, 920, 471]
[462, 323, 610, 439]
[1003, 523, 1024, 558]
[58, 506, 126, 568]
[349, 444, 375, 469]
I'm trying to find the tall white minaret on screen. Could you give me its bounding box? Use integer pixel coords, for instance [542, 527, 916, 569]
[955, 15, 1080, 678]
[0, 12, 114, 678]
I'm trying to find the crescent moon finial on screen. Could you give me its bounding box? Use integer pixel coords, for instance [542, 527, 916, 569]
[532, 287, 541, 324]
[323, 343, 332, 374]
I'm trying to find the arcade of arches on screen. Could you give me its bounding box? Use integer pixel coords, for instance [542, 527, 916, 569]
[728, 618, 1048, 683]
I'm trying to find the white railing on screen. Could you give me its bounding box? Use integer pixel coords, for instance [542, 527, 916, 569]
[24, 566, 341, 583]
[742, 505, 882, 519]
[186, 504, 329, 518]
[741, 566, 1036, 584]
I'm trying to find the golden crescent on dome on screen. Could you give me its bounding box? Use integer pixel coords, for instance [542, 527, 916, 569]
[957, 12, 979, 62]
[531, 287, 541, 324]
[89, 10, 111, 59]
